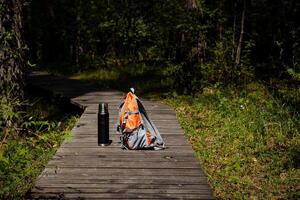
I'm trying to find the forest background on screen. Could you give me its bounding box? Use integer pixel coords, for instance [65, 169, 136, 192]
[0, 0, 299, 199]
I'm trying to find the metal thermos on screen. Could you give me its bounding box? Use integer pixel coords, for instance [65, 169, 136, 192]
[98, 103, 110, 146]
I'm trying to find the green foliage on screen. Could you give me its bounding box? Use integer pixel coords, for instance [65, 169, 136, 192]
[0, 96, 78, 199]
[205, 39, 233, 83]
[0, 95, 21, 132]
[164, 82, 300, 199]
[25, 0, 299, 94]
[287, 68, 300, 80]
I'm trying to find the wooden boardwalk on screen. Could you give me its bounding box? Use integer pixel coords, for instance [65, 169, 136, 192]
[27, 72, 214, 199]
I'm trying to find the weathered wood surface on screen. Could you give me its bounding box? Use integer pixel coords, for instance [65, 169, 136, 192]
[27, 72, 214, 199]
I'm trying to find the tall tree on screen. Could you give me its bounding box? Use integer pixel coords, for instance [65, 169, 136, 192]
[0, 0, 26, 98]
[235, 0, 246, 66]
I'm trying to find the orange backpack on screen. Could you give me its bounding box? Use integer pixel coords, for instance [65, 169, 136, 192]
[117, 90, 165, 150]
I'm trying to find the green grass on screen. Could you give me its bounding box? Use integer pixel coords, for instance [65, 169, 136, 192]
[69, 62, 172, 95]
[42, 64, 300, 199]
[0, 95, 78, 199]
[164, 83, 300, 199]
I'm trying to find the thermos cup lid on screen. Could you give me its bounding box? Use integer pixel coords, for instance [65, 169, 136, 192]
[99, 103, 108, 114]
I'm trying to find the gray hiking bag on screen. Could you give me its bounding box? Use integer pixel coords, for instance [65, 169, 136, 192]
[117, 90, 165, 150]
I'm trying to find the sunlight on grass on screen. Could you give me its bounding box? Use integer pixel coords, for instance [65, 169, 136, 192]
[68, 64, 171, 94]
[70, 68, 120, 81]
[164, 82, 300, 199]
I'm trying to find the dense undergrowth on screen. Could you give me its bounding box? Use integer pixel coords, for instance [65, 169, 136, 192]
[0, 94, 78, 199]
[64, 64, 300, 199]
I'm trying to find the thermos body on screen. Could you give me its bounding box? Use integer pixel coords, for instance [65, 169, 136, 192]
[98, 103, 110, 146]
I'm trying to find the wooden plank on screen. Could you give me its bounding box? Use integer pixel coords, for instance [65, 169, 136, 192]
[82, 118, 181, 123]
[27, 193, 214, 199]
[63, 135, 190, 145]
[56, 146, 195, 154]
[73, 122, 183, 128]
[79, 116, 178, 121]
[60, 143, 190, 148]
[82, 103, 173, 111]
[73, 99, 171, 107]
[51, 155, 197, 162]
[47, 160, 201, 169]
[36, 176, 208, 184]
[35, 177, 208, 185]
[70, 134, 186, 139]
[30, 188, 212, 194]
[31, 183, 211, 190]
[55, 152, 196, 157]
[74, 123, 183, 129]
[69, 128, 186, 135]
[42, 168, 204, 176]
[56, 146, 196, 155]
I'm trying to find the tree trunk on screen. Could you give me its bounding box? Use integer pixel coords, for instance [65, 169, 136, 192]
[75, 0, 83, 65]
[235, 0, 246, 66]
[232, 1, 237, 62]
[218, 0, 225, 40]
[186, 0, 197, 10]
[0, 0, 26, 98]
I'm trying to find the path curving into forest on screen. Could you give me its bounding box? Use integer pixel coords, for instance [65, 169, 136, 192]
[26, 71, 214, 199]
